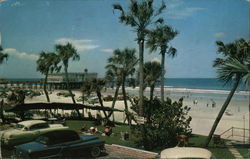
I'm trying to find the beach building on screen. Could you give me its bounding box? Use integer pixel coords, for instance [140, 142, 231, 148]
[47, 72, 98, 89]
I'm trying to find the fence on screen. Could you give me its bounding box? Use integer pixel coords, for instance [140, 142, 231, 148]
[220, 127, 250, 143]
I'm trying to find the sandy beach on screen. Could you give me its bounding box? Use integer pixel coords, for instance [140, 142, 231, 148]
[21, 87, 249, 139]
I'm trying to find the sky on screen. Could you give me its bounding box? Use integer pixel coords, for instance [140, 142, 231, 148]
[0, 0, 249, 79]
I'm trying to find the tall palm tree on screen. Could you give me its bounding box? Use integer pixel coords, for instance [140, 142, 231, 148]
[37, 51, 61, 103]
[143, 61, 161, 101]
[113, 0, 166, 115]
[146, 25, 178, 102]
[105, 48, 138, 124]
[55, 43, 81, 117]
[205, 38, 249, 146]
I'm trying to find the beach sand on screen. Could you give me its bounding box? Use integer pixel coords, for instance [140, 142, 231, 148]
[23, 87, 249, 139]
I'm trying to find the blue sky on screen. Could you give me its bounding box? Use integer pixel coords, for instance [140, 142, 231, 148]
[0, 0, 249, 79]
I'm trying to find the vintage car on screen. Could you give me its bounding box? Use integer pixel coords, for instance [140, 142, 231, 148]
[103, 95, 113, 101]
[87, 97, 99, 105]
[0, 120, 68, 147]
[160, 147, 216, 159]
[12, 130, 105, 159]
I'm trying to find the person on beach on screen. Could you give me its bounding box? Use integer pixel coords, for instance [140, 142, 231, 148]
[103, 126, 112, 136]
[89, 127, 98, 134]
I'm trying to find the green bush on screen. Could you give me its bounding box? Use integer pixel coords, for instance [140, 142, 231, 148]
[130, 97, 192, 150]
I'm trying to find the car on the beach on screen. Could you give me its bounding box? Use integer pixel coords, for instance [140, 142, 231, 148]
[0, 120, 68, 147]
[87, 97, 99, 104]
[12, 130, 105, 159]
[103, 95, 113, 101]
[160, 147, 216, 159]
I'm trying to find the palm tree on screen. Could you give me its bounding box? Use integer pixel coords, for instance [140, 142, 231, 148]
[37, 51, 61, 103]
[113, 0, 166, 115]
[205, 38, 249, 146]
[146, 25, 178, 102]
[143, 61, 161, 101]
[105, 48, 138, 124]
[89, 78, 109, 121]
[55, 43, 81, 117]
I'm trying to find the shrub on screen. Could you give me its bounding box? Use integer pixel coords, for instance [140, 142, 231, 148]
[130, 97, 192, 150]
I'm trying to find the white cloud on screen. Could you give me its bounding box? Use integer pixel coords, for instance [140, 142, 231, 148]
[11, 1, 23, 7]
[100, 49, 113, 53]
[166, 7, 204, 19]
[151, 57, 161, 63]
[246, 0, 250, 2]
[165, 0, 205, 19]
[0, 0, 7, 3]
[213, 32, 225, 37]
[55, 38, 99, 52]
[3, 48, 38, 60]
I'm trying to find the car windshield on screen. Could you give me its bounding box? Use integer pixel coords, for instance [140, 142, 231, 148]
[14, 124, 25, 129]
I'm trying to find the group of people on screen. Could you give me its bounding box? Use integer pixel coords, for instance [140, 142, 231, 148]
[80, 125, 113, 136]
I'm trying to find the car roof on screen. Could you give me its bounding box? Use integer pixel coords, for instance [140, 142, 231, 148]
[160, 147, 212, 159]
[18, 120, 46, 127]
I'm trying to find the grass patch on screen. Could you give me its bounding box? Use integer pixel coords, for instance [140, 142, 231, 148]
[0, 120, 239, 159]
[238, 148, 249, 158]
[65, 120, 235, 159]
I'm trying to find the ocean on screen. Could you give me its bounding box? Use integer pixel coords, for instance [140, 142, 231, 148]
[164, 78, 248, 91]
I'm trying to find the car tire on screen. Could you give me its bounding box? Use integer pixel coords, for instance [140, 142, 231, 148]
[91, 146, 101, 157]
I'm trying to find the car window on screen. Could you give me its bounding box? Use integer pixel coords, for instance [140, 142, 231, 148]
[53, 131, 80, 144]
[36, 130, 80, 145]
[29, 123, 49, 130]
[14, 124, 24, 129]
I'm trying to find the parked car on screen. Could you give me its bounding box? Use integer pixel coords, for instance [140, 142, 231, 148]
[103, 95, 113, 101]
[160, 147, 216, 159]
[12, 130, 105, 159]
[0, 120, 68, 147]
[87, 97, 99, 105]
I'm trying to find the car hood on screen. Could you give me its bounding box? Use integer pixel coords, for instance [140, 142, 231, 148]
[15, 141, 46, 152]
[0, 129, 23, 139]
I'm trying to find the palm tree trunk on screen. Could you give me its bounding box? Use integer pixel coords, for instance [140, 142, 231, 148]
[122, 78, 130, 125]
[0, 100, 5, 123]
[108, 83, 121, 118]
[64, 67, 81, 118]
[161, 51, 166, 102]
[150, 84, 155, 101]
[44, 72, 50, 103]
[96, 91, 109, 120]
[138, 39, 144, 116]
[204, 75, 241, 146]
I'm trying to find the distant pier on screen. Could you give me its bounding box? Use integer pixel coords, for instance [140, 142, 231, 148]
[0, 80, 83, 90]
